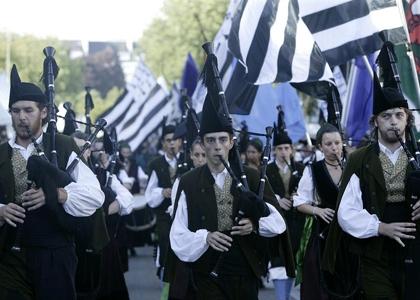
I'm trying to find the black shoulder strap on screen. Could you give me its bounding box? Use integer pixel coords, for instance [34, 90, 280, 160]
[309, 162, 317, 205]
[172, 178, 184, 221]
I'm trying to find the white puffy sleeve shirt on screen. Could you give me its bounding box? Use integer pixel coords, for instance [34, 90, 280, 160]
[4, 135, 104, 218]
[337, 174, 380, 238]
[337, 143, 402, 239]
[109, 173, 134, 216]
[145, 154, 177, 208]
[293, 166, 315, 207]
[169, 169, 286, 262]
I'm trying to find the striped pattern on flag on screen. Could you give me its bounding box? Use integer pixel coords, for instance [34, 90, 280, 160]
[99, 59, 170, 150]
[228, 0, 332, 85]
[299, 0, 407, 67]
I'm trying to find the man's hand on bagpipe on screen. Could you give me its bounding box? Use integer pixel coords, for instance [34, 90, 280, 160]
[0, 203, 26, 227]
[26, 155, 74, 211]
[21, 187, 46, 210]
[237, 190, 270, 226]
[231, 218, 254, 236]
[206, 231, 232, 252]
[27, 155, 74, 188]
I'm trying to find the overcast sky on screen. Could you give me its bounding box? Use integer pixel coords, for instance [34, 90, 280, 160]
[0, 0, 164, 41]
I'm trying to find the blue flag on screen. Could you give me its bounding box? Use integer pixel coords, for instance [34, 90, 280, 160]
[233, 83, 306, 143]
[181, 53, 199, 97]
[345, 55, 375, 146]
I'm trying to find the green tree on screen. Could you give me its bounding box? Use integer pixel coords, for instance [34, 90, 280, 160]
[139, 0, 229, 83]
[0, 33, 85, 103]
[0, 33, 123, 121]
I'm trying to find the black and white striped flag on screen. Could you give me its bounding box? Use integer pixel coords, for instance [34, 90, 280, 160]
[228, 0, 406, 86]
[192, 0, 256, 113]
[100, 59, 172, 151]
[228, 0, 333, 84]
[299, 0, 406, 67]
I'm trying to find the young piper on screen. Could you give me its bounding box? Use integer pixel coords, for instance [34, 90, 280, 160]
[169, 91, 287, 299]
[146, 124, 183, 279]
[266, 125, 305, 300]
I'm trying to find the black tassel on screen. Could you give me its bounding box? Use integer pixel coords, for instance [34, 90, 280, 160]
[41, 56, 59, 88]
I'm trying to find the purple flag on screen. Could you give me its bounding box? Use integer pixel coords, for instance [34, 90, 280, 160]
[345, 55, 375, 146]
[181, 53, 199, 97]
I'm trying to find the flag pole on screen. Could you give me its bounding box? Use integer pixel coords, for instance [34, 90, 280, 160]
[361, 55, 374, 79]
[341, 60, 357, 130]
[396, 0, 420, 103]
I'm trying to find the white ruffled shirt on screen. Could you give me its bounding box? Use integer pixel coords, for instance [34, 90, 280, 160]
[1, 134, 104, 219]
[337, 142, 404, 239]
[145, 153, 178, 208]
[108, 172, 134, 216]
[170, 167, 286, 263]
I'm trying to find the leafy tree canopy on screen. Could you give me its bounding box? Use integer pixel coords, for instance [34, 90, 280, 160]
[0, 33, 123, 119]
[139, 0, 229, 83]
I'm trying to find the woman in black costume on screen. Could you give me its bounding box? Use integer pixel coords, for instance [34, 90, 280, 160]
[293, 124, 343, 300]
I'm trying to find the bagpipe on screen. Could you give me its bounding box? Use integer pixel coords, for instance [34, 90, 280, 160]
[43, 46, 59, 167]
[322, 41, 420, 300]
[176, 89, 201, 175]
[67, 119, 107, 174]
[179, 89, 190, 174]
[12, 47, 109, 252]
[379, 42, 420, 164]
[62, 101, 78, 135]
[202, 42, 250, 191]
[379, 42, 420, 211]
[258, 126, 274, 198]
[327, 83, 347, 168]
[201, 42, 273, 278]
[382, 42, 420, 299]
[84, 86, 94, 135]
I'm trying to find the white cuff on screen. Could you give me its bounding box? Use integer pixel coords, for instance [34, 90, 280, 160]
[269, 266, 288, 280]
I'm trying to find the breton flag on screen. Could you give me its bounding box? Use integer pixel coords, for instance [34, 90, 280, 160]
[299, 0, 406, 67]
[228, 0, 406, 86]
[99, 59, 172, 151]
[228, 0, 333, 84]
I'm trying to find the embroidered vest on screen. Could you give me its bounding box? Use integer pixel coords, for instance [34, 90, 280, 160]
[213, 174, 233, 231]
[279, 168, 291, 199]
[169, 164, 177, 185]
[378, 151, 407, 203]
[11, 148, 36, 204]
